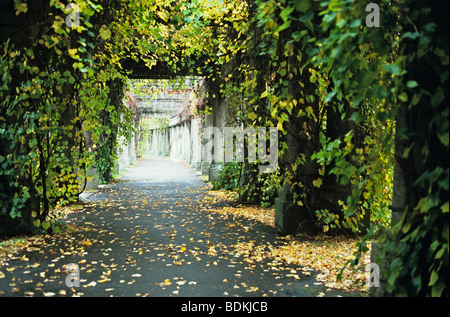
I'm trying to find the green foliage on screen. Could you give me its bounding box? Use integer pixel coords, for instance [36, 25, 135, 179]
[310, 0, 448, 296]
[180, 0, 447, 296]
[212, 161, 242, 191]
[96, 142, 116, 184]
[212, 161, 282, 208]
[257, 171, 283, 208]
[1, 0, 447, 296]
[1, 1, 135, 236]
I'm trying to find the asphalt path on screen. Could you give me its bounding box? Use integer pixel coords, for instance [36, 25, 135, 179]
[0, 156, 341, 298]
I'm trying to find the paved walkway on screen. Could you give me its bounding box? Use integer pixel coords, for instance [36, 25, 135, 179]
[1, 156, 333, 297]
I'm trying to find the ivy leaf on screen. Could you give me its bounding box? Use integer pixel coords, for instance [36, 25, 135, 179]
[441, 202, 449, 213]
[313, 178, 323, 188]
[15, 2, 28, 15]
[294, 0, 311, 13]
[280, 6, 295, 22]
[299, 10, 314, 23]
[68, 48, 79, 60]
[99, 26, 112, 40]
[406, 80, 418, 88]
[428, 270, 438, 286]
[277, 21, 291, 33]
[398, 92, 408, 102]
[42, 221, 50, 230]
[431, 90, 444, 107]
[382, 63, 401, 76]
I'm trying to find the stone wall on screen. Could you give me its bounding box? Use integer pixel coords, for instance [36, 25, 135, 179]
[149, 114, 203, 170]
[149, 128, 170, 156]
[146, 100, 226, 182]
[116, 130, 137, 174]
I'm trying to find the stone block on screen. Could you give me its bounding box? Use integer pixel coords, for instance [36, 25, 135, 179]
[208, 164, 221, 182]
[275, 198, 301, 235]
[201, 161, 210, 176]
[85, 167, 99, 190]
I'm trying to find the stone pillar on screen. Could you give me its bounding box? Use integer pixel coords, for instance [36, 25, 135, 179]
[191, 117, 202, 170]
[116, 134, 129, 173]
[212, 98, 226, 165]
[85, 166, 99, 190]
[275, 184, 302, 235]
[208, 97, 228, 182]
[274, 117, 307, 235]
[201, 110, 214, 177]
[128, 129, 137, 165]
[182, 121, 190, 162]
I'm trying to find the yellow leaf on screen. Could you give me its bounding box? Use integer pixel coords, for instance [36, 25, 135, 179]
[15, 3, 28, 15]
[312, 178, 322, 188]
[441, 201, 449, 213]
[51, 18, 64, 32]
[99, 26, 112, 40]
[277, 121, 283, 131]
[247, 112, 257, 121]
[68, 48, 78, 56]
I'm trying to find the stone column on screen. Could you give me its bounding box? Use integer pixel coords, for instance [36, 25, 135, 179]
[116, 134, 129, 173]
[201, 111, 213, 177]
[128, 128, 137, 165]
[191, 117, 202, 170]
[208, 97, 227, 182]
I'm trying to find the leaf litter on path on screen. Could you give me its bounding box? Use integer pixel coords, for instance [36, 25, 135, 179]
[1, 173, 369, 296]
[200, 189, 371, 293]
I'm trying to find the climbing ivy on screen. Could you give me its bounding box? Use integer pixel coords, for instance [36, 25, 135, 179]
[0, 1, 135, 236]
[160, 0, 448, 295]
[309, 0, 448, 296]
[1, 0, 447, 296]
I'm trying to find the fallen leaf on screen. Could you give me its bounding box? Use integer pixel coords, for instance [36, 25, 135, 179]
[162, 278, 172, 286]
[84, 281, 97, 287]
